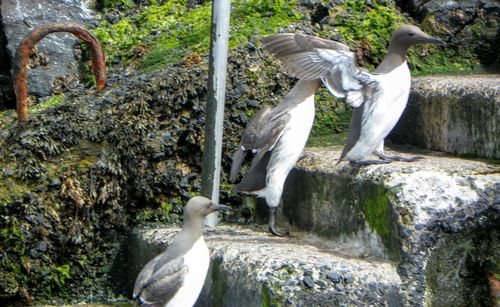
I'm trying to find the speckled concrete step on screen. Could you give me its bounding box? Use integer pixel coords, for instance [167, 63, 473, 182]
[282, 146, 499, 306]
[111, 226, 402, 306]
[389, 74, 500, 159]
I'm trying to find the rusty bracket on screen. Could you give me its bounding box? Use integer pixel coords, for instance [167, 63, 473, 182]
[13, 22, 107, 122]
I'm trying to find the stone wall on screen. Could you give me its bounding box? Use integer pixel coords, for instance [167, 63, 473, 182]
[0, 0, 96, 101]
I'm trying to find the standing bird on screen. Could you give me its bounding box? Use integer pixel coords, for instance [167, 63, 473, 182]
[230, 34, 375, 236]
[262, 25, 445, 166]
[230, 76, 323, 236]
[133, 196, 231, 307]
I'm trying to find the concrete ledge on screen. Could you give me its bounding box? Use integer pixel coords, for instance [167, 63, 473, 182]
[390, 74, 500, 159]
[283, 146, 499, 306]
[113, 226, 402, 306]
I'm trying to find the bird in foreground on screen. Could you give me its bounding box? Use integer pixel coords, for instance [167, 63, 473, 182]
[262, 25, 445, 166]
[133, 196, 231, 307]
[230, 75, 322, 236]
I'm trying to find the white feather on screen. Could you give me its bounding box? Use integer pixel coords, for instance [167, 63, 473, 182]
[345, 62, 411, 160]
[258, 94, 316, 207]
[166, 237, 209, 307]
[346, 91, 364, 108]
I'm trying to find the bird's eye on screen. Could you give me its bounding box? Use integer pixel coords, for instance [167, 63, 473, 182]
[409, 32, 415, 36]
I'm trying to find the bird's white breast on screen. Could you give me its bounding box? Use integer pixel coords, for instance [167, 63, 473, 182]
[166, 237, 210, 307]
[346, 62, 411, 160]
[261, 94, 315, 207]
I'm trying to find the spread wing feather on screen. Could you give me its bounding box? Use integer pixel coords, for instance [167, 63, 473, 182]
[262, 33, 377, 108]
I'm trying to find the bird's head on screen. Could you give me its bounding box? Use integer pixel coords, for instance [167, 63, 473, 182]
[183, 196, 232, 220]
[389, 24, 445, 51]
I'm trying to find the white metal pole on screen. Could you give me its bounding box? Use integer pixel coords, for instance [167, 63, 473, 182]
[201, 0, 231, 228]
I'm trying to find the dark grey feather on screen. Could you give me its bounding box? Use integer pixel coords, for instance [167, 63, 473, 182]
[231, 79, 320, 193]
[229, 147, 247, 183]
[339, 104, 364, 161]
[262, 33, 377, 108]
[133, 223, 202, 306]
[230, 106, 273, 182]
[262, 33, 350, 57]
[233, 151, 271, 193]
[231, 113, 290, 192]
[133, 256, 187, 305]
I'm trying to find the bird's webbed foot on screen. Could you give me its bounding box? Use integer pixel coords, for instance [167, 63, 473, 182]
[268, 207, 289, 237]
[349, 159, 392, 167]
[378, 153, 424, 162]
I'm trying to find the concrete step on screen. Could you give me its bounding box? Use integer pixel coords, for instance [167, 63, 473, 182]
[111, 226, 403, 306]
[282, 146, 499, 306]
[389, 74, 500, 160]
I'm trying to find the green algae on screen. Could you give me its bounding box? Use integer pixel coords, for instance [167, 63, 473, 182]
[0, 177, 32, 204]
[362, 185, 391, 238]
[262, 283, 283, 307]
[360, 185, 401, 261]
[93, 0, 300, 71]
[310, 88, 352, 139]
[307, 132, 348, 148]
[90, 0, 496, 78]
[101, 0, 133, 9]
[323, 0, 405, 69]
[31, 94, 65, 114]
[209, 257, 229, 305]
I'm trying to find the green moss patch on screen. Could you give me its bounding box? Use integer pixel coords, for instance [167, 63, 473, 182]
[31, 94, 65, 114]
[360, 184, 400, 261]
[262, 282, 283, 307]
[93, 0, 300, 71]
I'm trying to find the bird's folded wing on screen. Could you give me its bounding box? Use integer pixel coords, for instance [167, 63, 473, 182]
[133, 256, 187, 305]
[230, 106, 289, 182]
[231, 111, 290, 192]
[230, 106, 272, 182]
[263, 33, 377, 108]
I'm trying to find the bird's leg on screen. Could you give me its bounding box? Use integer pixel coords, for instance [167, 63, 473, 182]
[374, 143, 423, 163]
[377, 152, 424, 162]
[349, 159, 392, 166]
[268, 207, 289, 237]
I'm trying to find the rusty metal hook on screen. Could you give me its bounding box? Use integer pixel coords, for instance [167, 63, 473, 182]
[13, 22, 107, 122]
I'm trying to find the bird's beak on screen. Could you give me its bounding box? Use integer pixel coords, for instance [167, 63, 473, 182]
[422, 36, 446, 46]
[209, 202, 232, 212]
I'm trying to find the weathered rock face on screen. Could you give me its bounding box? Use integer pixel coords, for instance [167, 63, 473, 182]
[0, 0, 96, 98]
[389, 75, 500, 159]
[408, 0, 500, 68]
[109, 145, 499, 307]
[0, 5, 15, 109]
[0, 47, 295, 304]
[117, 226, 403, 307]
[283, 146, 499, 306]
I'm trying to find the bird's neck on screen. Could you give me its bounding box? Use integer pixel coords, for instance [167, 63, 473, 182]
[373, 45, 408, 74]
[288, 79, 322, 100]
[277, 79, 321, 109]
[181, 217, 204, 239]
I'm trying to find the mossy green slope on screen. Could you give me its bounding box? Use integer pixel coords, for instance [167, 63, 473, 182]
[93, 0, 300, 71]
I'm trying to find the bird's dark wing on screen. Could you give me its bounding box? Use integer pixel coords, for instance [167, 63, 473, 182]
[233, 150, 271, 193]
[133, 255, 187, 306]
[262, 33, 377, 108]
[231, 109, 290, 192]
[339, 84, 381, 161]
[230, 106, 272, 182]
[339, 104, 364, 161]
